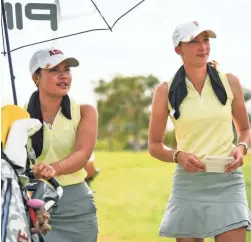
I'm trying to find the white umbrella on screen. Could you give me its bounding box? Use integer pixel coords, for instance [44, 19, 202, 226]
[1, 0, 146, 104]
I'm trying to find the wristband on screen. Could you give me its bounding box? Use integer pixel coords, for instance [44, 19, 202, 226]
[55, 161, 62, 176]
[173, 151, 181, 163]
[236, 142, 248, 155]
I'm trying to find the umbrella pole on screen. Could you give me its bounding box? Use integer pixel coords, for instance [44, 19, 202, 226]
[1, 0, 18, 105]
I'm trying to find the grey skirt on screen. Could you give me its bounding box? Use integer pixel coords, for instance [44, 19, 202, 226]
[159, 165, 251, 238]
[43, 181, 98, 242]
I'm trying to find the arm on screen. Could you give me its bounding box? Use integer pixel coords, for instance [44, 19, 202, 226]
[227, 73, 251, 146]
[225, 73, 250, 172]
[148, 82, 176, 162]
[51, 104, 98, 176]
[148, 82, 206, 173]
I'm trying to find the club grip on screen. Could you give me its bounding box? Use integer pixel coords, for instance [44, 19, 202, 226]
[47, 178, 60, 189]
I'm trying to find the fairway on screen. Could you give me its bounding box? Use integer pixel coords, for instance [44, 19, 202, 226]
[90, 152, 251, 242]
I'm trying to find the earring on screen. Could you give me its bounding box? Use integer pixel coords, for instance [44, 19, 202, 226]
[34, 80, 40, 87]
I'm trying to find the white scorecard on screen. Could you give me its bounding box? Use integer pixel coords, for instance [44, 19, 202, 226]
[201, 156, 235, 173]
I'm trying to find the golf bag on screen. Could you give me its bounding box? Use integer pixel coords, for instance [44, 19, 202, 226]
[1, 105, 63, 242]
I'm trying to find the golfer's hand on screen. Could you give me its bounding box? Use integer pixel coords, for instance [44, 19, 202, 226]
[225, 146, 245, 173]
[32, 164, 56, 180]
[177, 152, 206, 173]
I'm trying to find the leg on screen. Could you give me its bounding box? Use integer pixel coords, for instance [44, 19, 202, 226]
[177, 239, 204, 242]
[215, 227, 246, 242]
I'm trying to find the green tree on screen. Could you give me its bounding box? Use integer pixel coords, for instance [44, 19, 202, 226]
[94, 75, 160, 150]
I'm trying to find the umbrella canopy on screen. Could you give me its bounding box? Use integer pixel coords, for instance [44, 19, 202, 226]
[1, 0, 146, 104]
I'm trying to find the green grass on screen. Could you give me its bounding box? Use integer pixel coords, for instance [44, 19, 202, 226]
[90, 152, 251, 242]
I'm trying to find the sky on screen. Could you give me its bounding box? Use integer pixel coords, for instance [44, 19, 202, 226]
[1, 0, 251, 111]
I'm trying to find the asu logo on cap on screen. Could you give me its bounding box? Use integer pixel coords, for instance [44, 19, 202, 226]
[49, 49, 63, 56]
